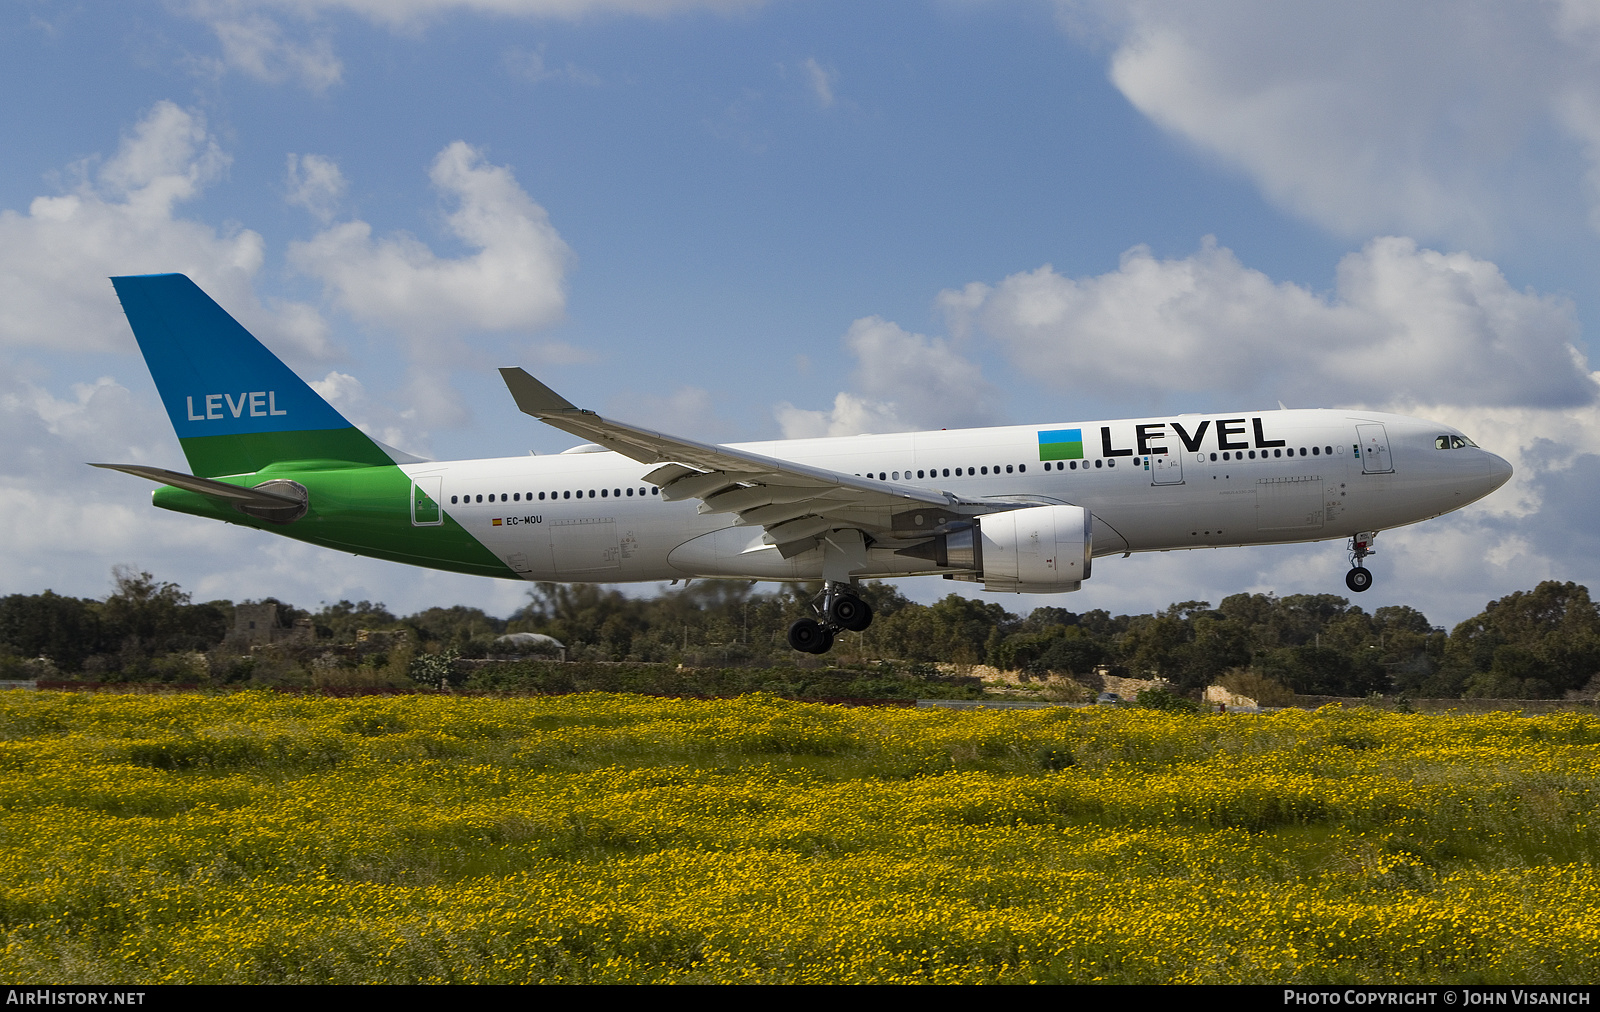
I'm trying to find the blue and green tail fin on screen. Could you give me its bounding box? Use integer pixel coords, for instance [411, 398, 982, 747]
[110, 274, 396, 477]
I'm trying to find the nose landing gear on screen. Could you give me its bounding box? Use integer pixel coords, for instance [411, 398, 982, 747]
[1345, 532, 1377, 593]
[787, 583, 874, 653]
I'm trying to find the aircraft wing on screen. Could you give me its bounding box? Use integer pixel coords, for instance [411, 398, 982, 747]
[500, 367, 1022, 553]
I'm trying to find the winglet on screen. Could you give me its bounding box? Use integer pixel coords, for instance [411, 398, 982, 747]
[499, 368, 578, 416]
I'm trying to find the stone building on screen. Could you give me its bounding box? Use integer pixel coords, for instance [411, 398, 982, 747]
[227, 602, 314, 649]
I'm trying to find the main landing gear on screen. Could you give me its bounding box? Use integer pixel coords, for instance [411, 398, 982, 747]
[787, 583, 874, 654]
[1345, 531, 1377, 593]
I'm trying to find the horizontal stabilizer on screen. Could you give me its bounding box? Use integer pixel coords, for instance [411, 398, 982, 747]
[90, 463, 302, 508]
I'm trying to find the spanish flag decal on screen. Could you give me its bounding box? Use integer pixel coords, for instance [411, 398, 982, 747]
[492, 518, 503, 526]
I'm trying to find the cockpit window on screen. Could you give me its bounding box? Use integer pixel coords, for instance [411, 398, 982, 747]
[1437, 434, 1479, 449]
[1456, 435, 1478, 448]
[1436, 435, 1452, 449]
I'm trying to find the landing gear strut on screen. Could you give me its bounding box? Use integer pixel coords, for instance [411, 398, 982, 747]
[1345, 532, 1377, 593]
[787, 583, 873, 654]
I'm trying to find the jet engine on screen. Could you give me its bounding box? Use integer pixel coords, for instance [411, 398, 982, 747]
[898, 503, 1092, 593]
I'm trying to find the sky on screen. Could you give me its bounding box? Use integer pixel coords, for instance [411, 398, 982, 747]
[3, 0, 1600, 628]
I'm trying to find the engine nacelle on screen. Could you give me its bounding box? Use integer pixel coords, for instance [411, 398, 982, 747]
[903, 504, 1092, 593]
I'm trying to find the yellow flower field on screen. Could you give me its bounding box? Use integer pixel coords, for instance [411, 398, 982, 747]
[0, 691, 1594, 983]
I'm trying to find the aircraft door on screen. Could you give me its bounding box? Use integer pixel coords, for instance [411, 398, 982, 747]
[1148, 452, 1183, 485]
[411, 475, 443, 526]
[1356, 424, 1394, 474]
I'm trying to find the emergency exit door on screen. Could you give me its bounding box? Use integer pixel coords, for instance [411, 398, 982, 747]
[1148, 452, 1184, 485]
[411, 475, 443, 526]
[1356, 424, 1394, 474]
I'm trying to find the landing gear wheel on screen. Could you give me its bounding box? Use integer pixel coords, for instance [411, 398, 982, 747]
[787, 618, 834, 654]
[829, 595, 873, 632]
[1345, 567, 1373, 593]
[812, 625, 834, 654]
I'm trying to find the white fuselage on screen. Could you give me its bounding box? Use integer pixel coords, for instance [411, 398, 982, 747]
[401, 408, 1512, 590]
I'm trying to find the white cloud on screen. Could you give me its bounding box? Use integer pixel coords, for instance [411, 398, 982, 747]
[0, 101, 333, 362]
[0, 375, 172, 476]
[0, 369, 235, 594]
[289, 141, 571, 345]
[1077, 1, 1600, 244]
[605, 385, 733, 443]
[503, 46, 603, 86]
[285, 154, 347, 223]
[201, 12, 343, 91]
[775, 316, 1003, 438]
[235, 0, 764, 30]
[182, 0, 760, 86]
[776, 392, 906, 440]
[288, 141, 573, 428]
[942, 236, 1596, 410]
[801, 57, 835, 108]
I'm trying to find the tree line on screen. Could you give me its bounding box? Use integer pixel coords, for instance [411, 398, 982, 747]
[1, 567, 1597, 700]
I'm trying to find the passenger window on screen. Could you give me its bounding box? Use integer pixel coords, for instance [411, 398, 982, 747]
[942, 469, 950, 477]
[1248, 451, 1256, 459]
[1274, 449, 1282, 458]
[1070, 461, 1077, 470]
[1018, 464, 1025, 472]
[451, 495, 458, 504]
[1312, 446, 1319, 456]
[475, 494, 482, 503]
[1209, 453, 1217, 461]
[652, 487, 659, 495]
[1108, 459, 1115, 467]
[981, 466, 988, 475]
[1094, 460, 1103, 469]
[563, 491, 571, 499]
[1006, 465, 1014, 473]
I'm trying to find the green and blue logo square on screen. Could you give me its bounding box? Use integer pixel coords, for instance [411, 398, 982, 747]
[1038, 428, 1083, 461]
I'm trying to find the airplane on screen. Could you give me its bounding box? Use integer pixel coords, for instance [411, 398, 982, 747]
[95, 273, 1513, 654]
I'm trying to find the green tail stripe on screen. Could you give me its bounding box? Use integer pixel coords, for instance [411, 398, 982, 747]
[151, 464, 517, 580]
[180, 428, 393, 478]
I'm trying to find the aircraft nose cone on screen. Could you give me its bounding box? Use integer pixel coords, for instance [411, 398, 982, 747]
[1484, 452, 1513, 492]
